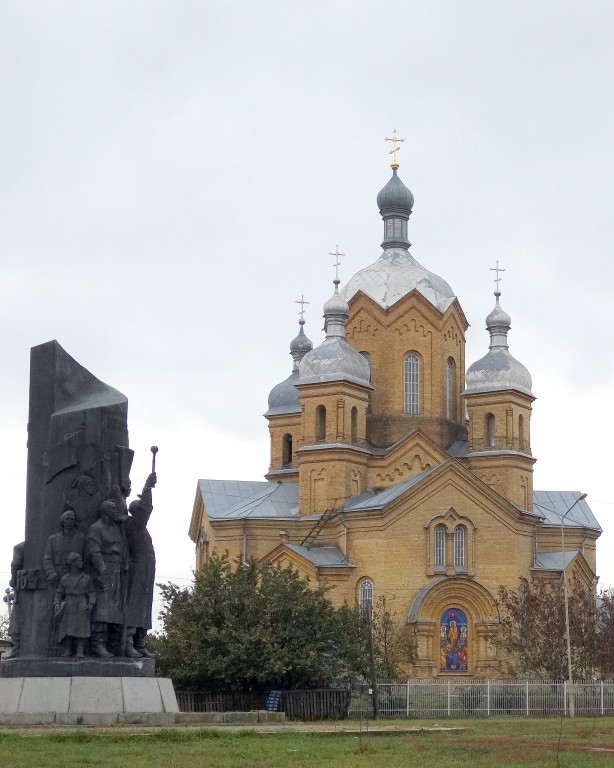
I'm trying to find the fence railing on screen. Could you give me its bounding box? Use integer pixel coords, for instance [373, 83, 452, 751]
[175, 680, 614, 720]
[350, 679, 614, 718]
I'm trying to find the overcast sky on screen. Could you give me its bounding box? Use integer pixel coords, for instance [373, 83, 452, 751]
[1, 2, 613, 625]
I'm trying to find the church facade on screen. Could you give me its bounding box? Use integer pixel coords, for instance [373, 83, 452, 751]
[189, 153, 601, 678]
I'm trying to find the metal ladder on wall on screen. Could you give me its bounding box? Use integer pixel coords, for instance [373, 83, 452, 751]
[300, 507, 340, 548]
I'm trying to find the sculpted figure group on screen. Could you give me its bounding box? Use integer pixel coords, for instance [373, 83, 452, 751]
[5, 461, 158, 660]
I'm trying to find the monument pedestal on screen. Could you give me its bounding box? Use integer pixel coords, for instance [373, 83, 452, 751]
[0, 675, 179, 725]
[1, 656, 155, 678]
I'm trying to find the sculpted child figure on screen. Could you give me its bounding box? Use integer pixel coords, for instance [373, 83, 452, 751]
[53, 552, 96, 658]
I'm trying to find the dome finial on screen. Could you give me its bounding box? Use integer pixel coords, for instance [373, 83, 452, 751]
[490, 259, 506, 297]
[329, 244, 345, 287]
[385, 129, 405, 170]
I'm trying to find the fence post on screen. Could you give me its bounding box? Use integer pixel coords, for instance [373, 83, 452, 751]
[563, 681, 567, 716]
[601, 680, 604, 716]
[447, 679, 451, 717]
[487, 679, 490, 717]
[406, 679, 410, 717]
[526, 680, 529, 717]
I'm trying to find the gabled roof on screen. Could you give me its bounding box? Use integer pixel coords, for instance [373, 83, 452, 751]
[533, 551, 577, 572]
[533, 491, 601, 532]
[343, 465, 441, 512]
[284, 544, 352, 567]
[198, 479, 299, 520]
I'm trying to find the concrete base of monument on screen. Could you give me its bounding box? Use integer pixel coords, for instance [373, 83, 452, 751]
[1, 657, 155, 678]
[0, 676, 179, 724]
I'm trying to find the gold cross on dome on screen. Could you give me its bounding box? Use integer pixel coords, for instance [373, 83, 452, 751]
[490, 260, 506, 291]
[295, 294, 309, 321]
[329, 245, 345, 281]
[385, 129, 405, 168]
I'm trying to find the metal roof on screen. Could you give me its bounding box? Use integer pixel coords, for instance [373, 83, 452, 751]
[198, 479, 299, 519]
[284, 544, 351, 567]
[533, 551, 577, 572]
[343, 466, 440, 512]
[533, 491, 601, 532]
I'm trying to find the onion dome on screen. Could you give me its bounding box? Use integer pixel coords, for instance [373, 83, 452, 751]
[341, 164, 456, 313]
[465, 291, 533, 397]
[299, 280, 371, 388]
[265, 319, 313, 416]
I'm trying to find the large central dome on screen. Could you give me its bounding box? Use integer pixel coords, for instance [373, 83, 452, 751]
[340, 167, 456, 313]
[341, 248, 456, 313]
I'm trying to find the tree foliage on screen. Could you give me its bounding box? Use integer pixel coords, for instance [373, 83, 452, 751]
[152, 553, 367, 690]
[369, 596, 418, 679]
[495, 577, 601, 679]
[0, 611, 9, 640]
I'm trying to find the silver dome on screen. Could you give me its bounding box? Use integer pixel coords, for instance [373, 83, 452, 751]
[465, 292, 533, 397]
[265, 370, 301, 416]
[299, 281, 371, 388]
[341, 248, 456, 313]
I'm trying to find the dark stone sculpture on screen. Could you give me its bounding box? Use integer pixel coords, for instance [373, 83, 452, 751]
[4, 542, 25, 660]
[43, 510, 86, 585]
[1, 341, 157, 677]
[86, 500, 126, 658]
[53, 553, 96, 658]
[125, 471, 157, 658]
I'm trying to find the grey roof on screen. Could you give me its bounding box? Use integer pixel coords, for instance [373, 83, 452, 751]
[265, 370, 301, 416]
[284, 544, 351, 567]
[377, 169, 414, 216]
[533, 491, 601, 532]
[199, 479, 299, 519]
[447, 440, 469, 458]
[341, 248, 456, 313]
[533, 551, 578, 572]
[343, 466, 440, 512]
[298, 336, 372, 387]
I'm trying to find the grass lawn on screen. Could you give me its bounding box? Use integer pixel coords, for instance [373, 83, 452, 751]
[0, 718, 613, 768]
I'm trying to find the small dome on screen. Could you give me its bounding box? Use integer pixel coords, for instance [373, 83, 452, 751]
[377, 169, 414, 216]
[265, 318, 313, 417]
[290, 320, 313, 357]
[265, 370, 301, 416]
[299, 339, 371, 387]
[299, 281, 371, 388]
[465, 350, 533, 397]
[465, 292, 533, 397]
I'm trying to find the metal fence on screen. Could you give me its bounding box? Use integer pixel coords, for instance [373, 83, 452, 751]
[350, 679, 614, 718]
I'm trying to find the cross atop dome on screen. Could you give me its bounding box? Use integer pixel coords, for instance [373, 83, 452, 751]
[385, 129, 405, 170]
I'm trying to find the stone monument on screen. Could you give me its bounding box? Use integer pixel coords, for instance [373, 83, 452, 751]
[0, 341, 178, 724]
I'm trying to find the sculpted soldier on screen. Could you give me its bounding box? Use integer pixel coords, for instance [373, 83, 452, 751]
[43, 509, 86, 585]
[4, 542, 25, 660]
[53, 552, 96, 658]
[85, 500, 126, 657]
[125, 472, 157, 658]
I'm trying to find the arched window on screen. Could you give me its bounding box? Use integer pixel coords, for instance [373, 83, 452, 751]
[404, 353, 420, 414]
[518, 414, 524, 451]
[440, 608, 468, 672]
[351, 406, 358, 442]
[445, 358, 456, 420]
[282, 433, 292, 466]
[486, 414, 495, 448]
[454, 525, 465, 568]
[435, 524, 446, 569]
[315, 405, 326, 441]
[358, 579, 373, 617]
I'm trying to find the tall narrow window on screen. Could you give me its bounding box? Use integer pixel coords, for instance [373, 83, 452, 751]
[315, 405, 326, 441]
[454, 525, 465, 568]
[435, 524, 446, 568]
[518, 414, 525, 451]
[487, 414, 495, 448]
[359, 579, 373, 617]
[404, 353, 420, 414]
[445, 358, 456, 420]
[351, 406, 358, 442]
[282, 433, 292, 466]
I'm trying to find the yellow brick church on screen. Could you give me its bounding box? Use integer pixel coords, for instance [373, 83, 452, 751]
[189, 148, 601, 678]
